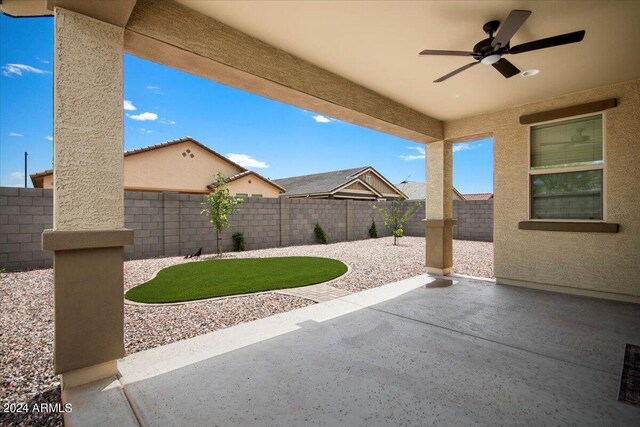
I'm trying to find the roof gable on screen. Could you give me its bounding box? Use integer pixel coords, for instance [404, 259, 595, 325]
[124, 137, 248, 172]
[273, 166, 369, 196]
[216, 170, 286, 193]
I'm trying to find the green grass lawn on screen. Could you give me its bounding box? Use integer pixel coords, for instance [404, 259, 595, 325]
[125, 256, 348, 303]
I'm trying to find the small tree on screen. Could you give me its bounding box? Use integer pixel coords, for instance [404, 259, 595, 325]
[373, 198, 421, 245]
[201, 172, 243, 256]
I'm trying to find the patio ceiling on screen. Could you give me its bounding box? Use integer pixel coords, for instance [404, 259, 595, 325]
[176, 0, 640, 121]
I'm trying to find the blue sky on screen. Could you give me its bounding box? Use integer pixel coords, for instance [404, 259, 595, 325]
[0, 15, 493, 193]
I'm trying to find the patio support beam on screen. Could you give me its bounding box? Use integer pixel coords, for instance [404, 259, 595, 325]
[123, 0, 442, 144]
[42, 7, 133, 388]
[424, 141, 456, 275]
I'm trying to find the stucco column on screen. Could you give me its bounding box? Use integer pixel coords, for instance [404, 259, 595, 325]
[424, 140, 456, 275]
[42, 8, 133, 388]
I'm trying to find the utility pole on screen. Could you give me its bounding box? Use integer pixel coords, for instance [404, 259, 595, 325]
[24, 152, 28, 188]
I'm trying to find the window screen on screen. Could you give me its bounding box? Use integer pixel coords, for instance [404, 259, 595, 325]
[531, 170, 603, 220]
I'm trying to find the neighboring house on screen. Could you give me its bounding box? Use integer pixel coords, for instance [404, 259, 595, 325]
[274, 166, 406, 200]
[395, 180, 465, 201]
[463, 193, 494, 201]
[30, 137, 285, 197]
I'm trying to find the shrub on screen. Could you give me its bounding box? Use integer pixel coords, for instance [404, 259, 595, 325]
[232, 232, 245, 252]
[314, 223, 327, 244]
[368, 220, 378, 238]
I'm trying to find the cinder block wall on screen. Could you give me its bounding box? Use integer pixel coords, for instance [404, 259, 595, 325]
[453, 199, 493, 242]
[1, 187, 492, 270]
[0, 188, 53, 271]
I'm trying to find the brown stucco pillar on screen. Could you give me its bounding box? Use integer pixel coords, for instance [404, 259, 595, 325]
[42, 8, 132, 388]
[424, 141, 456, 275]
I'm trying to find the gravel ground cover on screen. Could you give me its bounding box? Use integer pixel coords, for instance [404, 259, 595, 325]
[0, 237, 493, 426]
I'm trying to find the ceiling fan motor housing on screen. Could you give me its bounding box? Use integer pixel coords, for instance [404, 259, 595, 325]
[483, 20, 501, 36]
[474, 21, 510, 60]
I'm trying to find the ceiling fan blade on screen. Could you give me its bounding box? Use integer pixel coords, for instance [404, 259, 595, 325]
[434, 62, 479, 83]
[492, 58, 520, 78]
[419, 49, 475, 57]
[509, 30, 585, 54]
[492, 10, 532, 48]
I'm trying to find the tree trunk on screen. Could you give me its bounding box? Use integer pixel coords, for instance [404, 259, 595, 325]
[216, 229, 220, 256]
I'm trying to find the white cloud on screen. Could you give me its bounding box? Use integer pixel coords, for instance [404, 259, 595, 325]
[45, 135, 53, 141]
[147, 85, 160, 90]
[312, 115, 331, 123]
[11, 171, 24, 179]
[159, 118, 176, 125]
[123, 100, 137, 111]
[453, 142, 482, 152]
[9, 132, 23, 137]
[1, 63, 50, 77]
[400, 145, 425, 161]
[139, 128, 153, 134]
[227, 153, 269, 169]
[36, 57, 49, 64]
[129, 112, 158, 121]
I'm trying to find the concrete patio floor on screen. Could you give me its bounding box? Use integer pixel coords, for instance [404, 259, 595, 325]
[65, 275, 640, 426]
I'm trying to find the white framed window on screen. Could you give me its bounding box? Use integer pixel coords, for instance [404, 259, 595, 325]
[528, 113, 605, 221]
[251, 194, 263, 198]
[236, 193, 248, 197]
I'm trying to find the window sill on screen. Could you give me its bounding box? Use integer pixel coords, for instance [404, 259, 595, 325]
[518, 221, 619, 233]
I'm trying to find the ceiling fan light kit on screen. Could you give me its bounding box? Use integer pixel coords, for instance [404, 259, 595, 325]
[481, 54, 502, 65]
[419, 9, 585, 83]
[521, 69, 540, 77]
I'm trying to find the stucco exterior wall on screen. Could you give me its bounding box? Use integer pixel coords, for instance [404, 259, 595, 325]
[37, 140, 282, 196]
[54, 9, 124, 230]
[42, 174, 53, 189]
[123, 140, 242, 193]
[445, 79, 640, 298]
[227, 173, 282, 198]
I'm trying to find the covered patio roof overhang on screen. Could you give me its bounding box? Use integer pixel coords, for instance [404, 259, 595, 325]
[3, 0, 639, 401]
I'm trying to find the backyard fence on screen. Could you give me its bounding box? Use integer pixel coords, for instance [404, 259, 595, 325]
[0, 187, 492, 271]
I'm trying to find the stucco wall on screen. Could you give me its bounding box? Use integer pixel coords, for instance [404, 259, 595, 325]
[445, 79, 640, 298]
[38, 140, 283, 197]
[42, 174, 53, 189]
[54, 8, 124, 230]
[124, 140, 242, 193]
[227, 173, 282, 198]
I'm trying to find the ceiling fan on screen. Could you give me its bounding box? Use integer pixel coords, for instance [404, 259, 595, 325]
[420, 10, 585, 83]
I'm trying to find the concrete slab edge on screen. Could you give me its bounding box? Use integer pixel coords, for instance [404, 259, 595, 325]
[118, 274, 434, 384]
